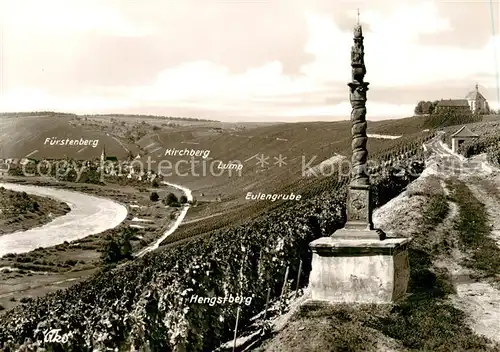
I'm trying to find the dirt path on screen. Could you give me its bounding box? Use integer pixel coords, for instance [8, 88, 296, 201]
[376, 135, 500, 345]
[424, 136, 500, 344]
[134, 181, 193, 257]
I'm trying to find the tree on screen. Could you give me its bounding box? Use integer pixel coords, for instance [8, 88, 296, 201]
[414, 101, 425, 115]
[150, 192, 159, 202]
[120, 229, 134, 259]
[164, 192, 178, 206]
[430, 100, 439, 115]
[179, 195, 188, 204]
[152, 179, 159, 188]
[421, 101, 432, 115]
[102, 229, 135, 263]
[102, 236, 122, 263]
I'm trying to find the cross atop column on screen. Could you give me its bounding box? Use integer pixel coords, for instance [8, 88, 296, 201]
[357, 8, 360, 25]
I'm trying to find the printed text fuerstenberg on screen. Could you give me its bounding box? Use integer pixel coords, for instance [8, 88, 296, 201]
[44, 137, 99, 148]
[164, 148, 210, 159]
[190, 294, 252, 306]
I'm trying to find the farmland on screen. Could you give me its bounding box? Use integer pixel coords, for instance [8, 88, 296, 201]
[0, 157, 419, 351]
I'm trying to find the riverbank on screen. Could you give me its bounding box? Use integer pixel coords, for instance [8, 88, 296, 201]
[0, 186, 70, 235]
[0, 177, 187, 313]
[0, 182, 128, 257]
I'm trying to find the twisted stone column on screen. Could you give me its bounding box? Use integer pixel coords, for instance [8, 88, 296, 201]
[335, 21, 380, 238]
[348, 24, 370, 187]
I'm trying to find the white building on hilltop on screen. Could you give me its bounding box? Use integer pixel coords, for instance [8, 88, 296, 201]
[466, 84, 489, 114]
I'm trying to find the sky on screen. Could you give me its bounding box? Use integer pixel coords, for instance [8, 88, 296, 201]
[0, 0, 499, 122]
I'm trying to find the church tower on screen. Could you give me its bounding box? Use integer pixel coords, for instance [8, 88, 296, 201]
[466, 83, 489, 114]
[100, 145, 106, 163]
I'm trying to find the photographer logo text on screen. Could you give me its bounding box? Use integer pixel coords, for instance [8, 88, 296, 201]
[34, 328, 72, 344]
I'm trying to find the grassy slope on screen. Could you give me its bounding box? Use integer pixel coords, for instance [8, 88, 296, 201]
[143, 117, 432, 245]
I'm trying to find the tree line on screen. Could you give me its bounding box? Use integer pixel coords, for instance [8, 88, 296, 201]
[414, 101, 440, 115]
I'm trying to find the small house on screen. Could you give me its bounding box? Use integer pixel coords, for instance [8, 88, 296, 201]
[451, 125, 479, 153]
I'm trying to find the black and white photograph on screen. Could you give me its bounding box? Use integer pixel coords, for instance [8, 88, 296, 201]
[0, 0, 499, 351]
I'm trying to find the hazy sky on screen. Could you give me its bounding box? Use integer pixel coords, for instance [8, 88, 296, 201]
[0, 0, 499, 121]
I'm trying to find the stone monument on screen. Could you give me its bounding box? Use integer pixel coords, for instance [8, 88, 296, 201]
[306, 13, 411, 304]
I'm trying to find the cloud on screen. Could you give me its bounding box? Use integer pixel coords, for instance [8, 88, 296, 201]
[0, 0, 498, 120]
[0, 0, 153, 37]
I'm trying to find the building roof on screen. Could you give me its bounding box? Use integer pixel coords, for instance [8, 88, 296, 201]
[451, 125, 479, 138]
[465, 84, 486, 101]
[436, 99, 470, 107]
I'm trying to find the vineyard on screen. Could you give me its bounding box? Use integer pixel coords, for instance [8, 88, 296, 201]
[160, 131, 436, 247]
[0, 129, 437, 351]
[422, 109, 482, 129]
[455, 121, 500, 163]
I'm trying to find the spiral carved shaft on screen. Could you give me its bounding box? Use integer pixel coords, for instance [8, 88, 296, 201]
[348, 24, 370, 186]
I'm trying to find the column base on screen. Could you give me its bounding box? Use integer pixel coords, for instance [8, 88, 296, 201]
[307, 236, 411, 304]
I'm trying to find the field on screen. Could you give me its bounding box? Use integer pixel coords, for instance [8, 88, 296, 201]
[0, 145, 439, 351]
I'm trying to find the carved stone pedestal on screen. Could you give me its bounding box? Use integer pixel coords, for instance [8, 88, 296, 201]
[307, 237, 411, 304]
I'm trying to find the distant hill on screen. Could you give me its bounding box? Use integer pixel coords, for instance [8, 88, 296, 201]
[81, 113, 219, 122]
[0, 111, 219, 122]
[0, 111, 76, 118]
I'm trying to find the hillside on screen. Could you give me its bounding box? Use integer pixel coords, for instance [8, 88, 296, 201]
[1, 113, 433, 235]
[2, 115, 499, 351]
[0, 127, 432, 351]
[132, 117, 430, 222]
[0, 115, 139, 160]
[0, 187, 70, 234]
